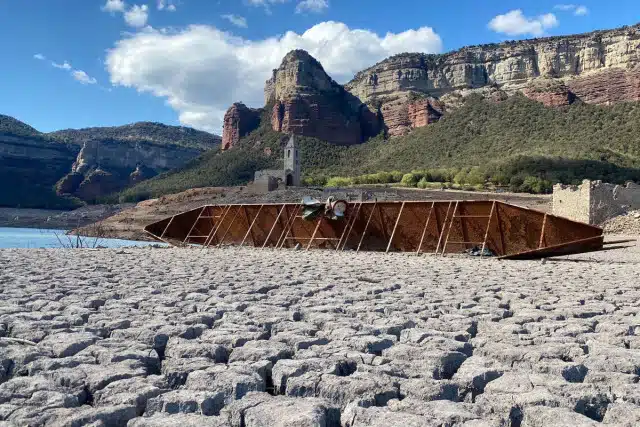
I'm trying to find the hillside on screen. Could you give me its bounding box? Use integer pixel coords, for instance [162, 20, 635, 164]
[118, 95, 640, 202]
[0, 116, 220, 209]
[50, 121, 221, 150]
[0, 114, 44, 138]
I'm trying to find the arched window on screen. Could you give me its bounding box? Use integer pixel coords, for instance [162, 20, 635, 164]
[287, 150, 291, 158]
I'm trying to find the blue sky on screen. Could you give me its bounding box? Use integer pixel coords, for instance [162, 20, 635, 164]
[1, 0, 639, 134]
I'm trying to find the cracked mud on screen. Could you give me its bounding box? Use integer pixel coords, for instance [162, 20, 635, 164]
[1, 241, 639, 426]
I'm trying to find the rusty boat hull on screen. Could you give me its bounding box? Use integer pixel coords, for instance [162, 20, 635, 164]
[143, 200, 605, 259]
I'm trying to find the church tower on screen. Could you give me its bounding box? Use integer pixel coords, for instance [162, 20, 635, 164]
[284, 135, 301, 187]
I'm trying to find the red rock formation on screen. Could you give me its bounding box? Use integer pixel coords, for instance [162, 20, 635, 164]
[221, 103, 262, 150]
[522, 81, 576, 107]
[569, 68, 640, 105]
[267, 50, 380, 145]
[271, 96, 364, 145]
[379, 96, 444, 137]
[408, 98, 444, 128]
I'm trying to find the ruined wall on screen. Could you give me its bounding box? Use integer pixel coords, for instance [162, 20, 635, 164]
[553, 179, 640, 225]
[552, 180, 591, 224]
[590, 181, 640, 225]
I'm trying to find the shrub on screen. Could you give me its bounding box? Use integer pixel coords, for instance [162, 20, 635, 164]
[400, 173, 418, 187]
[325, 176, 353, 187]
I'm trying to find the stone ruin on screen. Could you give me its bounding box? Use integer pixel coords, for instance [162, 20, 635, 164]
[553, 179, 640, 225]
[252, 135, 301, 192]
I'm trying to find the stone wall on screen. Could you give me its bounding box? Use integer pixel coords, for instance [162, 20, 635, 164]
[552, 181, 591, 224]
[553, 179, 640, 225]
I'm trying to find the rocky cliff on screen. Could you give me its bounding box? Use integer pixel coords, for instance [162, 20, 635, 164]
[221, 103, 262, 150]
[265, 50, 381, 146]
[0, 116, 221, 208]
[345, 24, 640, 135]
[56, 138, 206, 201]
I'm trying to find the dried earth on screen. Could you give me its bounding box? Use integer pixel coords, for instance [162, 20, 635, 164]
[1, 238, 638, 426]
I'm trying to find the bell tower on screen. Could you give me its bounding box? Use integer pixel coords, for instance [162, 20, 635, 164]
[284, 135, 300, 186]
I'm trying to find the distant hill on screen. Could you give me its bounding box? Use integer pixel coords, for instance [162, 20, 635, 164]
[0, 116, 220, 209]
[118, 95, 640, 202]
[0, 114, 43, 138]
[50, 121, 220, 150]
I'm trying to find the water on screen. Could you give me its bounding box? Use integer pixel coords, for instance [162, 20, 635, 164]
[0, 227, 164, 249]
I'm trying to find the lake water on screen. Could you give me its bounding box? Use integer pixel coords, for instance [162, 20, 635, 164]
[0, 227, 163, 249]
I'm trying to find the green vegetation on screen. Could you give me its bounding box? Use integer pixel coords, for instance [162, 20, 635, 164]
[118, 94, 640, 201]
[0, 114, 43, 138]
[49, 121, 220, 150]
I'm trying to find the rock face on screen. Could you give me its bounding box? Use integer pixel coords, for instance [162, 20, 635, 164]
[345, 24, 640, 135]
[264, 50, 381, 145]
[221, 103, 262, 150]
[0, 115, 221, 208]
[0, 124, 80, 208]
[57, 139, 205, 201]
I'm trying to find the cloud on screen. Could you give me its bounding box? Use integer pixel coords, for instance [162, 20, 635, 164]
[488, 10, 559, 36]
[72, 70, 98, 85]
[103, 1, 151, 27]
[52, 61, 72, 70]
[221, 14, 248, 28]
[574, 6, 588, 15]
[106, 21, 443, 133]
[124, 5, 149, 27]
[296, 0, 328, 14]
[157, 0, 177, 11]
[34, 55, 99, 86]
[102, 0, 126, 13]
[554, 4, 589, 16]
[247, 0, 289, 14]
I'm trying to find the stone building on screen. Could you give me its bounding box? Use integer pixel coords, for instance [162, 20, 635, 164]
[253, 135, 301, 191]
[553, 179, 640, 225]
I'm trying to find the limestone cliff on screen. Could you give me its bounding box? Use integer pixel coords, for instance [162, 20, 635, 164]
[221, 103, 262, 150]
[0, 132, 79, 208]
[0, 115, 221, 207]
[264, 50, 381, 145]
[345, 24, 640, 135]
[57, 138, 205, 201]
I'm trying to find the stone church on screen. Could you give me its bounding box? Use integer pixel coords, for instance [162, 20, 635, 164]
[253, 135, 301, 191]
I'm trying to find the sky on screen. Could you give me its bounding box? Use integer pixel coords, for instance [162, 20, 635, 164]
[1, 0, 639, 135]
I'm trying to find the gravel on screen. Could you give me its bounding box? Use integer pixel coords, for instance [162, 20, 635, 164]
[0, 237, 638, 426]
[603, 210, 640, 235]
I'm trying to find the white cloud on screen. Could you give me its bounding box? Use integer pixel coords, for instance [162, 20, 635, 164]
[488, 10, 559, 37]
[34, 55, 99, 86]
[106, 21, 442, 133]
[72, 70, 98, 85]
[124, 4, 149, 27]
[157, 0, 177, 11]
[296, 0, 328, 14]
[102, 0, 126, 13]
[574, 6, 588, 15]
[554, 4, 589, 16]
[221, 14, 248, 28]
[247, 0, 289, 14]
[52, 61, 72, 70]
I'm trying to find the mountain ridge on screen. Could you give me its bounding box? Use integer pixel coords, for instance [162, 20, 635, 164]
[0, 116, 220, 209]
[222, 22, 640, 145]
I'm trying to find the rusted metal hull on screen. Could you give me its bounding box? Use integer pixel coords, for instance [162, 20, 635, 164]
[144, 200, 604, 259]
